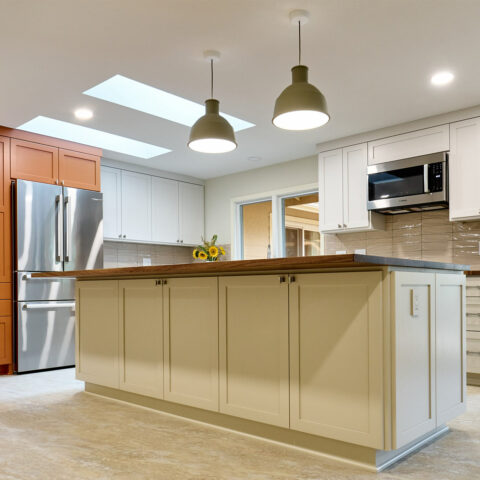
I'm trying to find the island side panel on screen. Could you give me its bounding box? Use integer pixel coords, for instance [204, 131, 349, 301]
[289, 271, 385, 449]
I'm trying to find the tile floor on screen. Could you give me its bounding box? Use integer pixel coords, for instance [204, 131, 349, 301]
[0, 369, 479, 479]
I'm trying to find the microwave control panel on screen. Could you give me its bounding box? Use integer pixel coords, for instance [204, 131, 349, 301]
[428, 162, 443, 192]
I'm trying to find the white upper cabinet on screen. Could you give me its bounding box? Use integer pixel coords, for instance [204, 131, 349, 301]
[343, 144, 369, 230]
[152, 177, 180, 244]
[367, 125, 449, 165]
[179, 183, 204, 245]
[101, 166, 122, 240]
[449, 117, 480, 221]
[100, 166, 204, 245]
[319, 144, 384, 233]
[121, 170, 152, 242]
[319, 149, 343, 231]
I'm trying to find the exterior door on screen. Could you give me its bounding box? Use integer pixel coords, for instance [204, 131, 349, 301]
[63, 187, 103, 271]
[219, 275, 289, 427]
[16, 180, 63, 272]
[318, 149, 343, 231]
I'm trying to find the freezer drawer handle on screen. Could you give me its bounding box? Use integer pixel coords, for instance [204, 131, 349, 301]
[56, 194, 64, 262]
[22, 273, 75, 281]
[22, 302, 76, 310]
[64, 196, 70, 261]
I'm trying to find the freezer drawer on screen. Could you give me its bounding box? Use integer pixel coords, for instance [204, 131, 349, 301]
[17, 301, 75, 372]
[17, 272, 75, 301]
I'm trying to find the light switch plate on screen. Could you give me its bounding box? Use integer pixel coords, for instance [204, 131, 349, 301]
[336, 250, 347, 255]
[410, 289, 420, 317]
[355, 249, 366, 255]
[142, 257, 152, 266]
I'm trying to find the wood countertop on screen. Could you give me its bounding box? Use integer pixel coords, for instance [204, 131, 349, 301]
[32, 254, 469, 280]
[466, 270, 480, 275]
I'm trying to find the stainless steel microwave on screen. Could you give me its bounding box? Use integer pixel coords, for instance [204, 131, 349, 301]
[367, 152, 448, 214]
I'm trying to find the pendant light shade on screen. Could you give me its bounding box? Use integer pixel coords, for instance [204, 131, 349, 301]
[273, 10, 330, 131]
[188, 99, 237, 153]
[188, 51, 237, 153]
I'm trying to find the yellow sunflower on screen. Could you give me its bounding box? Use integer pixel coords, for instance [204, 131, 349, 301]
[209, 246, 219, 258]
[192, 249, 199, 259]
[198, 251, 208, 260]
[219, 246, 225, 255]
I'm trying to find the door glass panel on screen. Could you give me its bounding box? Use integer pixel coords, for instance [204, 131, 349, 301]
[282, 193, 320, 257]
[368, 166, 424, 201]
[241, 200, 272, 260]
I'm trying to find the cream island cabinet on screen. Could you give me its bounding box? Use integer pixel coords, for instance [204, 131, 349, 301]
[37, 254, 467, 472]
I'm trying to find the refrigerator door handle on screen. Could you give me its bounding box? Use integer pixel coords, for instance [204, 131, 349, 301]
[64, 195, 70, 262]
[22, 302, 76, 310]
[55, 194, 64, 262]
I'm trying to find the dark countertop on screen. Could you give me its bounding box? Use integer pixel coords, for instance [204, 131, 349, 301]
[32, 254, 469, 280]
[466, 270, 480, 276]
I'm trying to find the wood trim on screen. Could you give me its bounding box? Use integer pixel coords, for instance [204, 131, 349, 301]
[33, 254, 468, 280]
[0, 126, 102, 156]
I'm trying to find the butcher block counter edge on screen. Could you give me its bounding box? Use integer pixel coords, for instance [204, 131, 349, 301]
[33, 254, 468, 279]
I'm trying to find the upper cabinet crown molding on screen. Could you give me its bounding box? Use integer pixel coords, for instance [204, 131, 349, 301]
[367, 125, 450, 166]
[319, 144, 385, 234]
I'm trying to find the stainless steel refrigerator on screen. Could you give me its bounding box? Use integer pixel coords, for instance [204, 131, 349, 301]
[14, 180, 103, 373]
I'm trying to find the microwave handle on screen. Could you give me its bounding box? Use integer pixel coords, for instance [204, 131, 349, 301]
[424, 164, 430, 193]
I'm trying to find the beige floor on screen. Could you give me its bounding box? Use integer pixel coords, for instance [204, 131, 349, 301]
[0, 369, 479, 480]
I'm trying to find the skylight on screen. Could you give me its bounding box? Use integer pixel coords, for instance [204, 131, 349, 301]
[18, 116, 170, 159]
[83, 74, 255, 132]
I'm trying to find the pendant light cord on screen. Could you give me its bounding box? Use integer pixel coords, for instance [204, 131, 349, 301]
[298, 20, 301, 65]
[210, 59, 214, 99]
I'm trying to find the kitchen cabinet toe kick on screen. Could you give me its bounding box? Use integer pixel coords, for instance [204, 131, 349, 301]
[73, 264, 466, 471]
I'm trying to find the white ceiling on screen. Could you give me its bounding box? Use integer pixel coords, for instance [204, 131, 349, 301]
[1, 0, 480, 179]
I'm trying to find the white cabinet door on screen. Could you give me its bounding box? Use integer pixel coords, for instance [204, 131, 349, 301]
[367, 124, 449, 165]
[152, 177, 179, 244]
[319, 149, 343, 232]
[101, 166, 122, 239]
[121, 170, 152, 242]
[342, 144, 369, 230]
[449, 118, 480, 221]
[179, 183, 204, 245]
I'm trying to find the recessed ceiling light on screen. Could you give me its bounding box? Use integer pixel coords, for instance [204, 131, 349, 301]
[74, 107, 93, 120]
[18, 116, 170, 159]
[83, 74, 255, 132]
[431, 71, 455, 86]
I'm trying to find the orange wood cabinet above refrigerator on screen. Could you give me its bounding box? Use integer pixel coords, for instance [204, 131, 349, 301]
[10, 139, 101, 191]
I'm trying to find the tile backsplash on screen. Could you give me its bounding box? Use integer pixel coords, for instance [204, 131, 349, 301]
[104, 241, 195, 268]
[324, 210, 480, 269]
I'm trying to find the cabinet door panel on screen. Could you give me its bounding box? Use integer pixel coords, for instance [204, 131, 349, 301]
[449, 118, 480, 221]
[0, 137, 11, 283]
[179, 183, 204, 245]
[436, 274, 466, 424]
[11, 139, 59, 184]
[152, 177, 179, 244]
[0, 316, 12, 365]
[76, 280, 119, 388]
[319, 149, 343, 232]
[101, 166, 122, 239]
[342, 143, 369, 229]
[393, 272, 436, 448]
[367, 125, 449, 165]
[59, 149, 100, 191]
[164, 277, 218, 410]
[119, 280, 163, 398]
[219, 275, 289, 427]
[290, 272, 384, 448]
[121, 170, 152, 242]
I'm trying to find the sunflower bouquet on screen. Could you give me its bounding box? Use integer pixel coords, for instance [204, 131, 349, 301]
[193, 234, 226, 262]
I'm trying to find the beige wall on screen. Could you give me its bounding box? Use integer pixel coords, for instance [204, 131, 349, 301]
[204, 155, 317, 244]
[324, 209, 480, 269]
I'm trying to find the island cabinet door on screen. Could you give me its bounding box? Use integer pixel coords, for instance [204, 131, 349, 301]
[118, 279, 163, 399]
[289, 271, 385, 449]
[76, 280, 119, 388]
[435, 274, 466, 425]
[392, 272, 436, 449]
[219, 275, 289, 428]
[163, 277, 219, 411]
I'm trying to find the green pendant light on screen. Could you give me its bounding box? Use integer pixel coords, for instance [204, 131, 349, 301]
[188, 50, 237, 153]
[273, 10, 330, 131]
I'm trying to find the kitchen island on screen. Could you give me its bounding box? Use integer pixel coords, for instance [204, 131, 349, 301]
[36, 254, 467, 471]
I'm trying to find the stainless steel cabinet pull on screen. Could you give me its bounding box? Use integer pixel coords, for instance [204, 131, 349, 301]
[289, 276, 296, 283]
[64, 196, 70, 261]
[338, 224, 342, 228]
[22, 302, 76, 310]
[55, 195, 63, 262]
[279, 276, 286, 283]
[123, 234, 126, 238]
